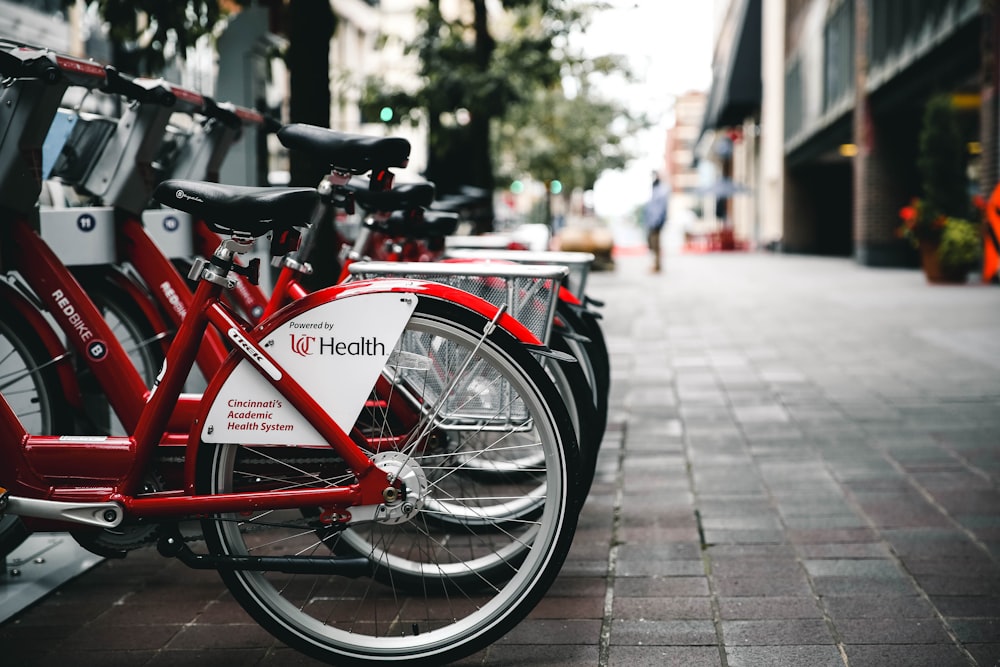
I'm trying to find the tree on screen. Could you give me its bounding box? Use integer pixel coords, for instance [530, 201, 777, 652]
[82, 0, 225, 75]
[68, 1, 335, 187]
[285, 0, 337, 187]
[495, 78, 646, 225]
[365, 1, 630, 230]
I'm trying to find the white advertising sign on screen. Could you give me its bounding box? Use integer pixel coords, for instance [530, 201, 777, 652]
[202, 292, 416, 444]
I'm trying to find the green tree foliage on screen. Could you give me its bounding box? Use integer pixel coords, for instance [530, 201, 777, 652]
[364, 0, 638, 227]
[69, 1, 335, 188]
[81, 0, 226, 74]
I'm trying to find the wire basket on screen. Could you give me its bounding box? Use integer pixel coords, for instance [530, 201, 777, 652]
[348, 261, 568, 425]
[348, 260, 567, 345]
[442, 248, 594, 302]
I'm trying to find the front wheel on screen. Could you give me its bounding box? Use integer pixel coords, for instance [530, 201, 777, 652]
[0, 300, 75, 556]
[196, 295, 580, 665]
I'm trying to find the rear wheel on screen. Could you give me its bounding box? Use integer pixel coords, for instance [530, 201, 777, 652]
[75, 269, 166, 433]
[0, 300, 74, 556]
[197, 296, 580, 665]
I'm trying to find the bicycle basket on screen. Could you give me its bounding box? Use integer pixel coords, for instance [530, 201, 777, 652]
[47, 111, 117, 186]
[347, 260, 567, 345]
[443, 248, 594, 302]
[348, 261, 568, 425]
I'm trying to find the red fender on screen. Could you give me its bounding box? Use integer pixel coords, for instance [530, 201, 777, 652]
[0, 279, 82, 409]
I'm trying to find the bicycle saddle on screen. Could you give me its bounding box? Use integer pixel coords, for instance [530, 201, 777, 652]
[277, 124, 411, 173]
[346, 177, 436, 212]
[154, 179, 319, 238]
[376, 209, 459, 239]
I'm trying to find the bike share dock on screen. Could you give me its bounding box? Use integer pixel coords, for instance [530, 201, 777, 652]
[3, 251, 999, 666]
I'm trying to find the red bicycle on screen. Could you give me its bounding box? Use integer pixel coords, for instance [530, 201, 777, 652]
[1, 43, 582, 665]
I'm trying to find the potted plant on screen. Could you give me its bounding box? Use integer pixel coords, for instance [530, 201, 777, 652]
[898, 95, 981, 283]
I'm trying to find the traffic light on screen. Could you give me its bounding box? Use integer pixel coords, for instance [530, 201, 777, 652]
[510, 180, 524, 194]
[379, 106, 394, 123]
[550, 180, 563, 195]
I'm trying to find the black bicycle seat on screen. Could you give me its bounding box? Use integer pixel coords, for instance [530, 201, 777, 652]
[154, 179, 318, 238]
[277, 123, 411, 173]
[349, 180, 436, 212]
[375, 209, 459, 239]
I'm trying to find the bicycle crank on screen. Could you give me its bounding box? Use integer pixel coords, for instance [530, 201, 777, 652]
[1, 493, 124, 529]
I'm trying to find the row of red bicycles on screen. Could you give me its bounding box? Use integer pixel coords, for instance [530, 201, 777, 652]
[0, 40, 609, 664]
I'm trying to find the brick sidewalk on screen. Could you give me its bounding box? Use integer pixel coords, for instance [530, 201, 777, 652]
[2, 252, 999, 666]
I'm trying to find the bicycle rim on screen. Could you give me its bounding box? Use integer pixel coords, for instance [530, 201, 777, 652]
[0, 304, 73, 555]
[197, 298, 579, 665]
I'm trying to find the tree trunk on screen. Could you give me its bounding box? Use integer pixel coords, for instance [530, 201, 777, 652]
[287, 0, 336, 188]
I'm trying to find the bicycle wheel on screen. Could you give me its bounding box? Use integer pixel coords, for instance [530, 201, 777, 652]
[547, 330, 600, 496]
[197, 295, 580, 665]
[0, 300, 74, 556]
[75, 269, 165, 433]
[555, 300, 609, 440]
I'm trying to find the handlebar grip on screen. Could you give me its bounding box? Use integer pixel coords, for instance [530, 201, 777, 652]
[104, 66, 176, 106]
[202, 96, 242, 129]
[0, 47, 60, 82]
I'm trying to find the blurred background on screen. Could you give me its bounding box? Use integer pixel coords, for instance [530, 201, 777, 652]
[1, 0, 994, 270]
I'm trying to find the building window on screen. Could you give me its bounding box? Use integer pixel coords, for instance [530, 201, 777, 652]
[823, 0, 854, 112]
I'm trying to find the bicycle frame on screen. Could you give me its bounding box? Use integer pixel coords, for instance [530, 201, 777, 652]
[1, 223, 551, 528]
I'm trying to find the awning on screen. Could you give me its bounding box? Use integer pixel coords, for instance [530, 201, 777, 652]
[700, 0, 762, 136]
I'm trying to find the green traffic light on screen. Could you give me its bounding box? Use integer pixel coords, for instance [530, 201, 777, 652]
[510, 180, 524, 194]
[380, 106, 394, 122]
[550, 180, 563, 194]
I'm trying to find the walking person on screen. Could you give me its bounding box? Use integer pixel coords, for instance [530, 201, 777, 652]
[644, 172, 669, 272]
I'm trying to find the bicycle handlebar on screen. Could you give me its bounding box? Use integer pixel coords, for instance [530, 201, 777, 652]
[104, 66, 176, 106]
[0, 45, 105, 87]
[202, 96, 242, 129]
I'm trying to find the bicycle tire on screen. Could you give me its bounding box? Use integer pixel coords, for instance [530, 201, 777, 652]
[555, 301, 609, 440]
[74, 269, 166, 433]
[0, 301, 75, 556]
[196, 294, 580, 665]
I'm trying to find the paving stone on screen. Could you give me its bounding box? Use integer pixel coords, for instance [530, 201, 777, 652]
[843, 644, 972, 667]
[948, 618, 1000, 644]
[610, 619, 718, 646]
[146, 649, 271, 667]
[613, 596, 714, 620]
[614, 576, 711, 597]
[834, 617, 953, 644]
[721, 619, 835, 645]
[496, 619, 602, 645]
[965, 643, 1000, 667]
[608, 645, 722, 667]
[822, 595, 936, 619]
[476, 644, 600, 666]
[718, 596, 825, 620]
[725, 644, 845, 667]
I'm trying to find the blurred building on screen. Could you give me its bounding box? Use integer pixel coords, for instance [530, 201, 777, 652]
[700, 0, 993, 265]
[665, 91, 712, 227]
